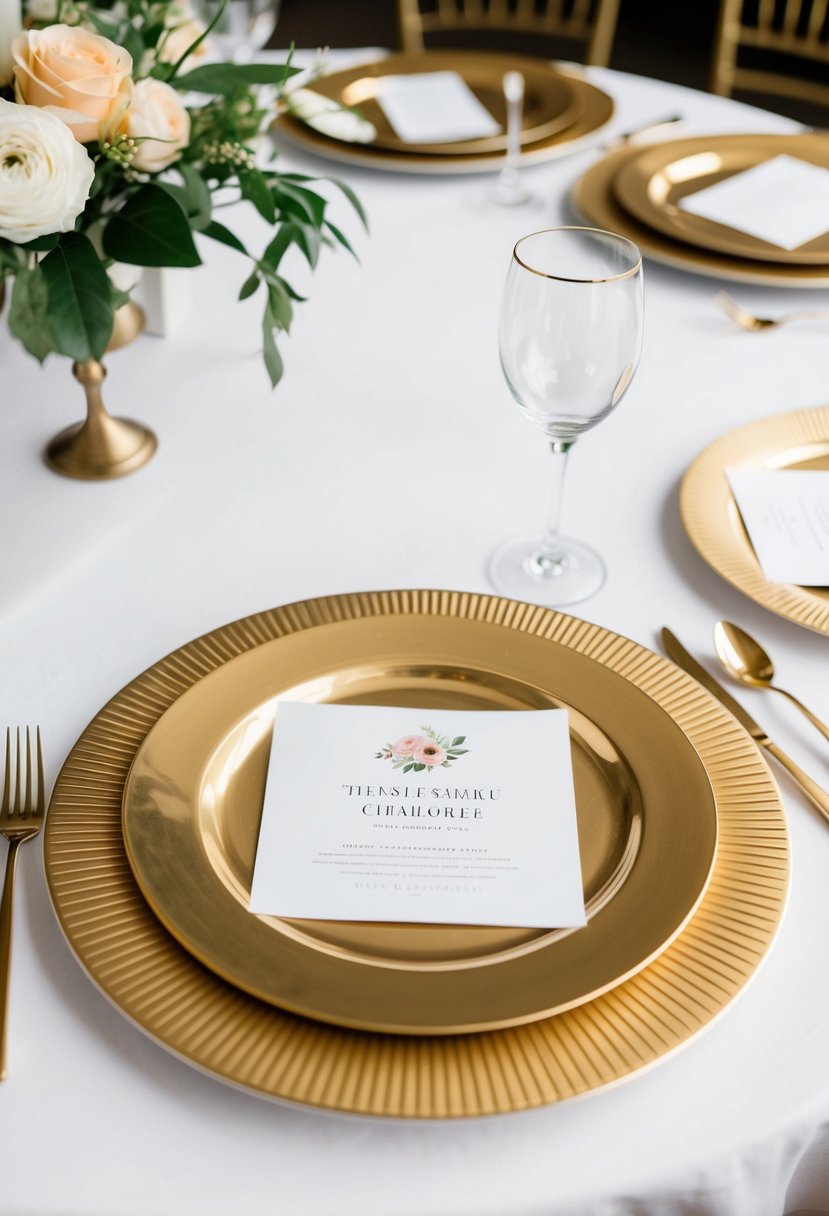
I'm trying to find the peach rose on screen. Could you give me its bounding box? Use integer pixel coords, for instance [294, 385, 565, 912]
[12, 24, 133, 144]
[125, 78, 190, 173]
[156, 19, 210, 72]
[392, 735, 425, 758]
[414, 743, 446, 767]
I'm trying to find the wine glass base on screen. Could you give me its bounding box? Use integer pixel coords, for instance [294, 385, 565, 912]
[488, 535, 606, 607]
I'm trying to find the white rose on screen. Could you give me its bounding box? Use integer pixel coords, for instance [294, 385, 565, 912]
[0, 97, 94, 243]
[125, 78, 191, 173]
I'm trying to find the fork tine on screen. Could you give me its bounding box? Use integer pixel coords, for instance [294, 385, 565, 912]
[36, 728, 44, 816]
[14, 728, 20, 816]
[24, 728, 32, 818]
[1, 730, 8, 817]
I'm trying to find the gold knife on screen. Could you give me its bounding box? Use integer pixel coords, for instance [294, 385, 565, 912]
[661, 627, 829, 825]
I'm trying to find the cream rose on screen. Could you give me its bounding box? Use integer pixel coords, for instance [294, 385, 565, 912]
[0, 97, 94, 242]
[124, 78, 190, 173]
[157, 18, 210, 72]
[12, 24, 133, 144]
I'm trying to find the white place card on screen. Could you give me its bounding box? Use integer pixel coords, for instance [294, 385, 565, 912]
[678, 155, 829, 250]
[728, 468, 829, 585]
[374, 71, 501, 144]
[249, 702, 586, 929]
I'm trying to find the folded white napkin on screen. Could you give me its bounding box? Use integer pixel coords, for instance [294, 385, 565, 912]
[678, 155, 829, 250]
[286, 88, 377, 144]
[375, 71, 501, 144]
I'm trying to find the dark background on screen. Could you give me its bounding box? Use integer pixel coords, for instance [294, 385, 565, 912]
[271, 0, 825, 124]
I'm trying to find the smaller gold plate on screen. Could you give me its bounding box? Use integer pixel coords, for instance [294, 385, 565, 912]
[304, 51, 581, 156]
[613, 134, 829, 265]
[122, 613, 717, 1035]
[681, 405, 829, 635]
[570, 144, 829, 288]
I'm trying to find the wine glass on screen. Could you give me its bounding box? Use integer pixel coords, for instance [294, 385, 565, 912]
[489, 226, 643, 606]
[195, 0, 280, 63]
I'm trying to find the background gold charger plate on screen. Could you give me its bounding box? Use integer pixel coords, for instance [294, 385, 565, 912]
[570, 145, 829, 288]
[274, 74, 613, 175]
[299, 51, 581, 156]
[680, 406, 829, 635]
[612, 133, 829, 266]
[121, 611, 717, 1034]
[45, 591, 788, 1118]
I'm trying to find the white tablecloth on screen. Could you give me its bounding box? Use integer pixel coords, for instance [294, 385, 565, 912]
[3, 56, 829, 1216]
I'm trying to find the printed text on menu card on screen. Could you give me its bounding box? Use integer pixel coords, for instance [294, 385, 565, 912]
[249, 702, 586, 928]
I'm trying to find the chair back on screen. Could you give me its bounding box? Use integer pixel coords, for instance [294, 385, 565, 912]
[712, 0, 829, 108]
[396, 0, 621, 67]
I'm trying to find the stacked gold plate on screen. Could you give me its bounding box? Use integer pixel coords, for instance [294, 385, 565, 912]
[45, 591, 788, 1117]
[572, 132, 829, 287]
[273, 52, 613, 174]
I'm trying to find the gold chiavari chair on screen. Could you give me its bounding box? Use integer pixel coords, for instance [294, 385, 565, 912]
[396, 0, 622, 67]
[712, 0, 829, 108]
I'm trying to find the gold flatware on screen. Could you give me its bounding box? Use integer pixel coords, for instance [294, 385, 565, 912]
[713, 620, 829, 744]
[601, 112, 682, 149]
[716, 290, 829, 332]
[0, 727, 45, 1080]
[679, 405, 829, 636]
[662, 628, 829, 826]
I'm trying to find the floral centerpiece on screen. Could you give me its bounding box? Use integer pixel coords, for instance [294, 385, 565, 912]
[0, 0, 366, 386]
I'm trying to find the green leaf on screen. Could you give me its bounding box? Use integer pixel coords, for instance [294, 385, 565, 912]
[260, 225, 296, 272]
[101, 184, 201, 268]
[201, 220, 248, 255]
[172, 62, 300, 97]
[21, 234, 59, 253]
[266, 277, 292, 332]
[262, 301, 284, 388]
[238, 270, 260, 301]
[239, 169, 276, 224]
[324, 219, 358, 260]
[325, 175, 369, 231]
[402, 763, 414, 773]
[157, 164, 211, 228]
[452, 737, 466, 746]
[8, 266, 54, 362]
[413, 763, 426, 772]
[271, 180, 326, 227]
[39, 233, 113, 361]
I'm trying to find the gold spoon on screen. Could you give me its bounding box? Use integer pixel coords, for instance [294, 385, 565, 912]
[713, 620, 829, 744]
[716, 291, 829, 333]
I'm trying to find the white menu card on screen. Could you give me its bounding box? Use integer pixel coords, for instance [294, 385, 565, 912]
[375, 71, 501, 143]
[728, 468, 829, 585]
[678, 155, 829, 250]
[249, 702, 586, 929]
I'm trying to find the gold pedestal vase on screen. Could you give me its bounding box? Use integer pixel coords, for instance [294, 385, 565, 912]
[43, 301, 157, 481]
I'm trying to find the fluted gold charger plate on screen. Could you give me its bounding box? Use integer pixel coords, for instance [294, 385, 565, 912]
[613, 134, 829, 265]
[571, 145, 829, 287]
[297, 52, 581, 156]
[120, 606, 717, 1035]
[275, 72, 612, 175]
[681, 406, 829, 634]
[45, 592, 788, 1118]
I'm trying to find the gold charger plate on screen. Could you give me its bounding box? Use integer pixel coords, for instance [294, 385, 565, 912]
[45, 591, 788, 1118]
[571, 144, 829, 288]
[681, 406, 829, 635]
[299, 51, 581, 156]
[613, 133, 829, 266]
[121, 609, 717, 1035]
[275, 72, 612, 175]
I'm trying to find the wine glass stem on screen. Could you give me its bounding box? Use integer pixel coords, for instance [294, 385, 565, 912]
[530, 439, 574, 576]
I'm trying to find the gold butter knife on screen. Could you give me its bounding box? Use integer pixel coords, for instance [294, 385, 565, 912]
[661, 627, 829, 826]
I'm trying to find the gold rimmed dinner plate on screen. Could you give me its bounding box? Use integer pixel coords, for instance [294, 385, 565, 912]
[121, 610, 717, 1035]
[571, 144, 829, 288]
[613, 134, 829, 266]
[45, 592, 788, 1118]
[275, 71, 612, 175]
[296, 51, 581, 156]
[681, 406, 829, 635]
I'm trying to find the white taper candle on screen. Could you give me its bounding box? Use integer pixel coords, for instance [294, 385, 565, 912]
[0, 0, 22, 88]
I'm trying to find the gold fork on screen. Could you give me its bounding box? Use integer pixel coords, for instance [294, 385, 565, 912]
[0, 727, 45, 1080]
[716, 290, 829, 332]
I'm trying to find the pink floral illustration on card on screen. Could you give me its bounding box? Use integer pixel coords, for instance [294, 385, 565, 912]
[376, 726, 468, 772]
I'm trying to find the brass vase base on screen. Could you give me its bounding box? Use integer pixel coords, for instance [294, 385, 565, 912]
[44, 360, 157, 481]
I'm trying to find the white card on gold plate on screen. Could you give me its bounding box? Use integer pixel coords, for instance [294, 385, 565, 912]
[728, 467, 829, 585]
[249, 701, 585, 928]
[374, 70, 501, 143]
